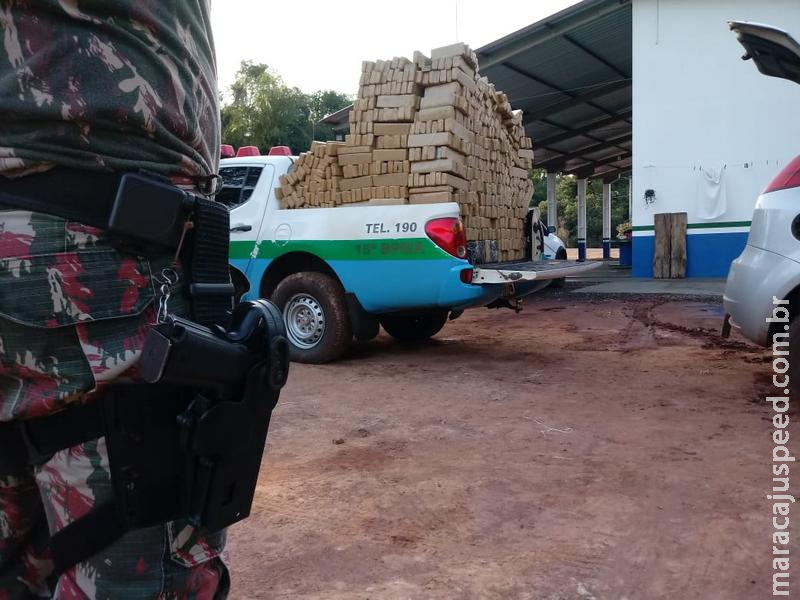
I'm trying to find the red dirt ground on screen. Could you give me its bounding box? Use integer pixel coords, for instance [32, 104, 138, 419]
[226, 294, 790, 599]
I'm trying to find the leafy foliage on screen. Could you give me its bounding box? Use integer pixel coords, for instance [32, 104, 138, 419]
[532, 169, 630, 247]
[220, 61, 352, 155]
[307, 90, 352, 141]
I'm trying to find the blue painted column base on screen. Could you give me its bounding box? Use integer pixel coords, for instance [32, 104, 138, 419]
[602, 239, 611, 259]
[578, 240, 586, 262]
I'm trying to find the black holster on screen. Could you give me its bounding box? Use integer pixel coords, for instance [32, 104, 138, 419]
[11, 300, 289, 576]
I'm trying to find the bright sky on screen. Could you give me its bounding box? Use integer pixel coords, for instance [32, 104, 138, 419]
[211, 0, 582, 101]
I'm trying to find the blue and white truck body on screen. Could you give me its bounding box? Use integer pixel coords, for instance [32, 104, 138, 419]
[224, 155, 597, 362]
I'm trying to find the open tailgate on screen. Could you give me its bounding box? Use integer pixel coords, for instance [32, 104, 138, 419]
[473, 259, 601, 284]
[729, 21, 800, 85]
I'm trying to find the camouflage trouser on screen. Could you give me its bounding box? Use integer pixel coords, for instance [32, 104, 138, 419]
[0, 206, 230, 599]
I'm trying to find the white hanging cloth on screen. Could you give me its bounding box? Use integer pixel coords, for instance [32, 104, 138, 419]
[697, 164, 727, 220]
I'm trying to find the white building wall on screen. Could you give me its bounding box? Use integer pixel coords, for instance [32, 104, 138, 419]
[632, 0, 800, 276]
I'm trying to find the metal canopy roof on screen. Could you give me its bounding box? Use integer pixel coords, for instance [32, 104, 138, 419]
[476, 0, 632, 181]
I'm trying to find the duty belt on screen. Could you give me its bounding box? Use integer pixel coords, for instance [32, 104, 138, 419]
[0, 167, 234, 327]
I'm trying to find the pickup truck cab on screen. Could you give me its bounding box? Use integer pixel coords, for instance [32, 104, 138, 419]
[223, 153, 597, 362]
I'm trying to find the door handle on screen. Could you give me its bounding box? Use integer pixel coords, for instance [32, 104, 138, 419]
[230, 224, 252, 232]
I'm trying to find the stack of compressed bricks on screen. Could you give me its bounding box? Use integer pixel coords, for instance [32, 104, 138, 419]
[276, 141, 344, 208]
[275, 43, 534, 260]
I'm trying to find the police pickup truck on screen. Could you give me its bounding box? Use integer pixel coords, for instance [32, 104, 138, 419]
[223, 149, 598, 363]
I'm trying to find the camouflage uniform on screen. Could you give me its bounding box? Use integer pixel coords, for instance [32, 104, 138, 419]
[0, 2, 228, 598]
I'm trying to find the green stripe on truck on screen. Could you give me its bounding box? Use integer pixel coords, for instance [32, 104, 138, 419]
[229, 238, 451, 261]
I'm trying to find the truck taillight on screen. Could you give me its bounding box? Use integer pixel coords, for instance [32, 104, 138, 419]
[764, 155, 800, 194]
[425, 217, 467, 259]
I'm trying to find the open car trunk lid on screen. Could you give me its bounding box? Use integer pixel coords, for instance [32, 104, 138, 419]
[473, 259, 601, 284]
[729, 21, 800, 85]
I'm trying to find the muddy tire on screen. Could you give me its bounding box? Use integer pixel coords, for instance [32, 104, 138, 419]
[380, 310, 449, 341]
[272, 272, 352, 363]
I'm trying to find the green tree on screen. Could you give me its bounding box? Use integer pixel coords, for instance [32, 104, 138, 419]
[308, 90, 352, 141]
[529, 168, 548, 209]
[536, 173, 629, 247]
[220, 61, 351, 154]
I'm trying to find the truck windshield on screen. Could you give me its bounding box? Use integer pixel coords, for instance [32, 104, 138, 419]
[217, 166, 263, 209]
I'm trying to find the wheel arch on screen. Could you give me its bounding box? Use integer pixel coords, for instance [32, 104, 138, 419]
[259, 251, 344, 299]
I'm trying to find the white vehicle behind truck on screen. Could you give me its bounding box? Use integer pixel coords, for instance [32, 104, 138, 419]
[722, 22, 800, 392]
[224, 149, 598, 363]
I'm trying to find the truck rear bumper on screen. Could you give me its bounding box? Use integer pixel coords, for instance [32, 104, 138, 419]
[337, 259, 600, 313]
[474, 259, 601, 284]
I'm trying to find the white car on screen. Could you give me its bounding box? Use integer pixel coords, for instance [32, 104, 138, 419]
[723, 22, 800, 374]
[543, 227, 567, 261]
[526, 209, 567, 261]
[526, 212, 568, 288]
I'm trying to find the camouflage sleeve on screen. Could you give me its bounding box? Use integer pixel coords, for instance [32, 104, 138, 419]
[0, 0, 220, 181]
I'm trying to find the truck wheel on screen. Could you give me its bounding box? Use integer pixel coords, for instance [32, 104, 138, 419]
[380, 310, 449, 341]
[272, 272, 352, 363]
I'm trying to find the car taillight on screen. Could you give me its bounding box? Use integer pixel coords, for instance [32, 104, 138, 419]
[764, 155, 800, 194]
[425, 217, 468, 259]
